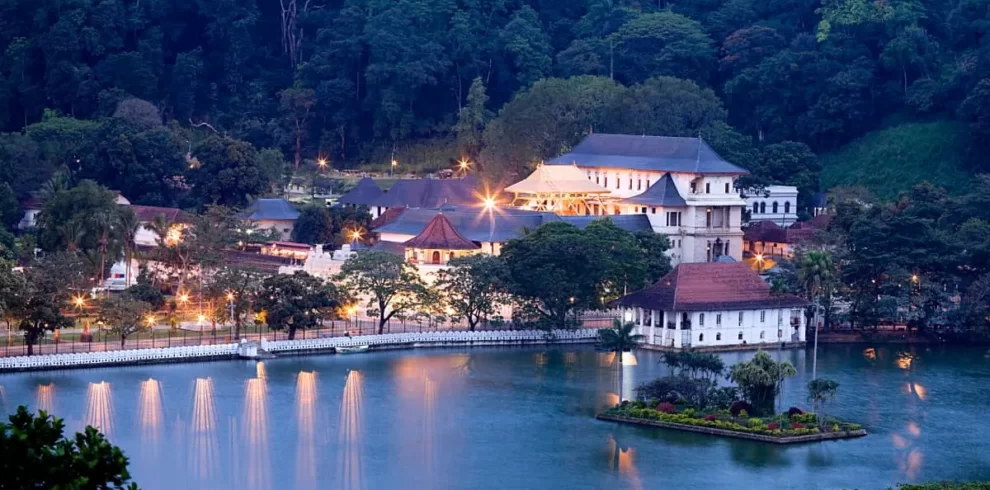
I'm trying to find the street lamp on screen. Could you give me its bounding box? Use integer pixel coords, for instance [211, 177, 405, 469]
[458, 159, 470, 175]
[317, 158, 328, 169]
[755, 253, 765, 274]
[73, 295, 86, 308]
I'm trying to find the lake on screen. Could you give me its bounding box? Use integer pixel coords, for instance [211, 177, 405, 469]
[1, 344, 988, 489]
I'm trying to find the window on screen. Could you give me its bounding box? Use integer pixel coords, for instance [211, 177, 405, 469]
[778, 329, 783, 338]
[587, 171, 592, 180]
[738, 312, 743, 326]
[616, 176, 620, 189]
[699, 334, 704, 342]
[706, 208, 712, 227]
[772, 201, 779, 213]
[716, 313, 722, 326]
[716, 333, 721, 341]
[725, 183, 730, 193]
[690, 182, 697, 193]
[637, 179, 642, 191]
[784, 201, 791, 214]
[596, 175, 600, 185]
[706, 183, 711, 194]
[641, 207, 648, 214]
[629, 178, 633, 190]
[760, 331, 765, 340]
[431, 251, 441, 264]
[665, 211, 681, 227]
[699, 313, 705, 326]
[753, 202, 759, 214]
[651, 207, 656, 215]
[778, 315, 783, 326]
[738, 332, 744, 340]
[603, 176, 608, 188]
[760, 311, 766, 322]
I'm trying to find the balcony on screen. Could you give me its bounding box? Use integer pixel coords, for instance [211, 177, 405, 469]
[666, 320, 691, 329]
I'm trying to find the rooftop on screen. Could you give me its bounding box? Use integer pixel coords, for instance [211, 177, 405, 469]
[547, 134, 749, 175]
[241, 198, 300, 221]
[616, 173, 686, 207]
[338, 177, 383, 206]
[615, 262, 808, 312]
[505, 164, 610, 195]
[371, 176, 479, 209]
[403, 214, 480, 250]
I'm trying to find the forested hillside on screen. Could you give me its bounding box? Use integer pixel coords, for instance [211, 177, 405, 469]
[2, 0, 990, 206]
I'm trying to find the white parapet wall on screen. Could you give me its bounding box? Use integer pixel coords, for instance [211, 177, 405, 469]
[0, 329, 600, 372]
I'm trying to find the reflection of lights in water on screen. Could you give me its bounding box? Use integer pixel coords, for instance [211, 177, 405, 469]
[295, 371, 317, 489]
[606, 434, 641, 490]
[898, 448, 924, 481]
[256, 362, 267, 380]
[906, 422, 921, 437]
[533, 352, 548, 367]
[619, 352, 637, 366]
[423, 377, 437, 486]
[863, 348, 876, 360]
[243, 377, 270, 490]
[36, 384, 55, 414]
[891, 434, 908, 449]
[139, 379, 164, 454]
[0, 385, 6, 410]
[338, 371, 363, 490]
[449, 354, 470, 375]
[598, 352, 616, 368]
[896, 352, 914, 370]
[189, 378, 219, 482]
[84, 382, 114, 438]
[565, 352, 577, 365]
[912, 383, 927, 401]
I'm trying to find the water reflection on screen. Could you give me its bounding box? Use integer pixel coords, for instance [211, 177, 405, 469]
[605, 434, 641, 490]
[912, 383, 927, 401]
[896, 352, 914, 370]
[138, 379, 164, 458]
[0, 384, 6, 411]
[85, 382, 114, 438]
[242, 377, 270, 490]
[36, 383, 55, 414]
[422, 376, 437, 488]
[295, 371, 317, 490]
[189, 378, 219, 483]
[338, 371, 363, 490]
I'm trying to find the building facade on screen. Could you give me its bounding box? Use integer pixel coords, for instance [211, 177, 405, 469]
[545, 134, 748, 264]
[615, 262, 808, 349]
[744, 185, 799, 227]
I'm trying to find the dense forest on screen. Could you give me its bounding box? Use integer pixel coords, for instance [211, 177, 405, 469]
[3, 0, 990, 207]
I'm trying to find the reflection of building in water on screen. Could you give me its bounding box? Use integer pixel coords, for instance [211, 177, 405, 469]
[189, 378, 219, 483]
[338, 371, 364, 490]
[606, 434, 642, 490]
[295, 371, 317, 490]
[242, 377, 270, 490]
[36, 383, 55, 414]
[139, 379, 164, 456]
[85, 382, 114, 438]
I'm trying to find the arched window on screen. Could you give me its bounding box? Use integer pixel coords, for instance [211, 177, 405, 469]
[449, 251, 455, 262]
[431, 251, 441, 264]
[699, 334, 704, 342]
[784, 201, 791, 214]
[738, 332, 743, 340]
[716, 333, 721, 341]
[760, 331, 765, 340]
[772, 201, 779, 213]
[760, 202, 766, 213]
[753, 202, 759, 213]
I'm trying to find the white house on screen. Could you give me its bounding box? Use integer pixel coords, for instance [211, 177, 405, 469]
[538, 134, 749, 265]
[744, 185, 799, 227]
[240, 198, 301, 241]
[615, 262, 808, 350]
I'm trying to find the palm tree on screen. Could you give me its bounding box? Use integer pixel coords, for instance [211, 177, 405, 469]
[797, 250, 836, 379]
[729, 350, 797, 416]
[597, 318, 643, 402]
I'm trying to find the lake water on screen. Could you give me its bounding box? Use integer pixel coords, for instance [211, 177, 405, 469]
[1, 344, 988, 490]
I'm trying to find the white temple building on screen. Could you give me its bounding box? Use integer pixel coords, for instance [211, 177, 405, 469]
[744, 185, 799, 227]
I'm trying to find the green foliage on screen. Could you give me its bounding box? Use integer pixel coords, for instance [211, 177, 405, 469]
[190, 136, 273, 208]
[13, 253, 80, 355]
[807, 378, 840, 428]
[0, 183, 20, 230]
[205, 267, 262, 340]
[821, 121, 972, 199]
[597, 319, 643, 354]
[98, 296, 152, 348]
[634, 231, 672, 284]
[255, 272, 343, 340]
[125, 283, 165, 310]
[338, 251, 425, 334]
[291, 206, 335, 245]
[435, 254, 510, 331]
[729, 350, 797, 416]
[0, 406, 138, 489]
[612, 12, 714, 83]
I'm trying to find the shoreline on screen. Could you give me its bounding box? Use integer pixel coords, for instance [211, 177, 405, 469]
[0, 329, 599, 373]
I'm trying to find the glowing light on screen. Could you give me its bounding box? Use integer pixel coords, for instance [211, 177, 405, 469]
[36, 384, 55, 414]
[911, 274, 919, 283]
[243, 377, 271, 489]
[198, 314, 206, 325]
[620, 351, 638, 366]
[907, 422, 921, 436]
[458, 159, 470, 170]
[256, 362, 267, 380]
[139, 379, 164, 455]
[317, 158, 328, 168]
[350, 230, 362, 242]
[598, 352, 617, 368]
[346, 305, 359, 317]
[85, 382, 114, 438]
[391, 159, 398, 167]
[146, 315, 156, 327]
[338, 371, 364, 489]
[422, 376, 437, 485]
[226, 292, 235, 302]
[482, 196, 496, 211]
[296, 371, 318, 488]
[189, 378, 219, 481]
[178, 293, 190, 304]
[165, 225, 183, 246]
[73, 296, 86, 308]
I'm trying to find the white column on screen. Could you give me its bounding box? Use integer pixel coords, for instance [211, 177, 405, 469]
[649, 310, 657, 345]
[674, 312, 682, 349]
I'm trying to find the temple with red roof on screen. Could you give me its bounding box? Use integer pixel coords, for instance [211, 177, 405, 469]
[614, 262, 809, 349]
[402, 213, 480, 265]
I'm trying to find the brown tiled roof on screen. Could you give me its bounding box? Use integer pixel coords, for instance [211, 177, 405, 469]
[744, 221, 787, 243]
[402, 214, 479, 250]
[615, 262, 808, 312]
[129, 205, 193, 224]
[370, 207, 406, 229]
[223, 250, 293, 273]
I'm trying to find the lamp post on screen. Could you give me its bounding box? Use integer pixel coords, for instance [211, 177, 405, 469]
[227, 292, 235, 341]
[755, 253, 765, 274]
[146, 315, 156, 348]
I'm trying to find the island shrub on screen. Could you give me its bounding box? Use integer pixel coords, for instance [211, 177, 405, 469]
[704, 414, 717, 421]
[787, 406, 804, 417]
[682, 408, 695, 417]
[748, 418, 763, 428]
[730, 400, 752, 416]
[656, 402, 676, 414]
[791, 422, 804, 429]
[767, 422, 780, 430]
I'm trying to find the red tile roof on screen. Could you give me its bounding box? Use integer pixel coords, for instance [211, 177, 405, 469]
[129, 205, 193, 224]
[616, 262, 808, 312]
[370, 207, 406, 229]
[744, 221, 787, 244]
[402, 214, 479, 250]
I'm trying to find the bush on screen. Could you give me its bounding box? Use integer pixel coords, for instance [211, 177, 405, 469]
[126, 283, 165, 309]
[748, 418, 763, 428]
[767, 422, 780, 430]
[705, 386, 739, 411]
[682, 408, 695, 417]
[791, 422, 804, 429]
[630, 400, 646, 410]
[656, 402, 676, 414]
[730, 400, 752, 417]
[704, 414, 717, 421]
[737, 409, 749, 419]
[787, 406, 804, 417]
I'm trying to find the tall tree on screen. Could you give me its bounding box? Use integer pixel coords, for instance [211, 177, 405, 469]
[255, 272, 343, 340]
[338, 251, 425, 334]
[454, 77, 491, 160]
[435, 254, 510, 330]
[98, 296, 152, 348]
[729, 350, 797, 416]
[612, 11, 714, 83]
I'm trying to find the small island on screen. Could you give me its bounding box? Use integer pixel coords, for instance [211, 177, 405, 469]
[596, 328, 867, 444]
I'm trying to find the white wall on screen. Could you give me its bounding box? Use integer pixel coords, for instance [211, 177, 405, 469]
[746, 185, 799, 227]
[627, 306, 806, 349]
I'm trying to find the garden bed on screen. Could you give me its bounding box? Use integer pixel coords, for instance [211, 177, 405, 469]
[597, 402, 867, 445]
